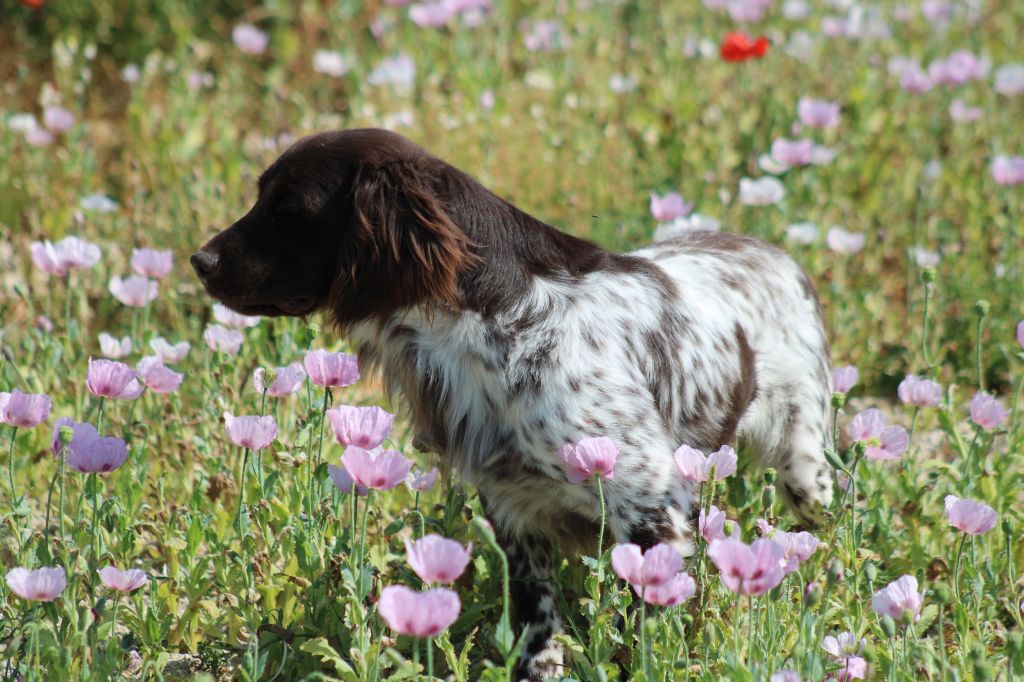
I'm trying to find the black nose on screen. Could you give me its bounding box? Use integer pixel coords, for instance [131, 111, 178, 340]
[190, 250, 220, 278]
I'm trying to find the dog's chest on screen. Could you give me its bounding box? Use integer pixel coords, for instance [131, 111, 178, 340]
[355, 311, 595, 484]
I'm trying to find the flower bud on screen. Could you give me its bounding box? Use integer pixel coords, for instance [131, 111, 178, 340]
[932, 583, 951, 605]
[880, 615, 897, 638]
[831, 392, 846, 409]
[921, 267, 936, 283]
[973, 299, 990, 317]
[59, 425, 76, 448]
[864, 562, 877, 583]
[763, 468, 777, 485]
[803, 581, 822, 607]
[761, 484, 776, 511]
[827, 558, 844, 588]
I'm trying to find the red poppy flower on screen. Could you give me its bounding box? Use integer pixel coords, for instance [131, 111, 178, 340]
[20, 0, 44, 7]
[720, 32, 769, 62]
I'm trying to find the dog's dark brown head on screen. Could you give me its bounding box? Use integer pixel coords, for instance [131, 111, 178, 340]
[191, 128, 477, 326]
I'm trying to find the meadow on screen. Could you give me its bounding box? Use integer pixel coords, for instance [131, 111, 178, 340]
[1, 0, 1023, 679]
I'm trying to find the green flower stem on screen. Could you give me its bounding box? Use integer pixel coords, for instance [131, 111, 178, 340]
[426, 638, 434, 681]
[639, 597, 649, 679]
[91, 472, 100, 567]
[95, 397, 106, 435]
[595, 477, 607, 570]
[921, 276, 933, 367]
[951, 533, 968, 602]
[257, 390, 268, 494]
[7, 426, 18, 511]
[236, 447, 251, 535]
[308, 386, 330, 522]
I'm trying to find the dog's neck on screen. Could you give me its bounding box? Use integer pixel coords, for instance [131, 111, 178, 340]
[437, 166, 633, 318]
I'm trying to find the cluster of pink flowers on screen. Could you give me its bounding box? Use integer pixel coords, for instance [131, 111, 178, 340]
[611, 543, 696, 606]
[408, 0, 491, 29]
[378, 534, 469, 637]
[991, 155, 1024, 186]
[10, 105, 74, 147]
[5, 564, 149, 603]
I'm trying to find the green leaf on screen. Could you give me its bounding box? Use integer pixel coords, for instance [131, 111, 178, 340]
[300, 637, 356, 677]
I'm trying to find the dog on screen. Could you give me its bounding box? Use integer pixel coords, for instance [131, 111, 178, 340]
[192, 128, 834, 680]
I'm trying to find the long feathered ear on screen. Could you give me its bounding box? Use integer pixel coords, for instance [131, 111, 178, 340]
[329, 158, 477, 327]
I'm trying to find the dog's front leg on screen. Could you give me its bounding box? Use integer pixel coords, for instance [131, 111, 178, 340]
[482, 499, 565, 681]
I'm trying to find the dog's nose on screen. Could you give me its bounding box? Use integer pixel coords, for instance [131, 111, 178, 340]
[190, 250, 220, 278]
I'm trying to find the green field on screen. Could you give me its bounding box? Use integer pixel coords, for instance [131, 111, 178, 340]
[1, 1, 1022, 680]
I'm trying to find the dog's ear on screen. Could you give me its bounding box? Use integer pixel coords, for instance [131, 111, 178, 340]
[330, 158, 477, 327]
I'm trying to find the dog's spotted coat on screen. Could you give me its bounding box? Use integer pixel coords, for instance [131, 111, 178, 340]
[350, 233, 833, 679]
[193, 129, 834, 681]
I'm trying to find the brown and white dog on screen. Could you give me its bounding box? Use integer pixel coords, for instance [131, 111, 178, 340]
[192, 128, 834, 680]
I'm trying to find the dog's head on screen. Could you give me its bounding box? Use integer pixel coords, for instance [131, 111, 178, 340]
[192, 129, 476, 327]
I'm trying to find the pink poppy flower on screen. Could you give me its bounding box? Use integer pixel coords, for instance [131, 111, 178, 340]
[51, 417, 92, 456]
[847, 409, 908, 460]
[5, 567, 66, 602]
[149, 337, 190, 364]
[409, 2, 454, 27]
[944, 495, 998, 535]
[994, 63, 1024, 96]
[727, 0, 770, 22]
[832, 365, 858, 393]
[560, 436, 618, 483]
[232, 23, 268, 55]
[30, 240, 66, 276]
[523, 20, 569, 52]
[0, 390, 52, 428]
[707, 538, 786, 595]
[65, 426, 129, 474]
[99, 332, 132, 359]
[826, 227, 865, 254]
[822, 631, 865, 659]
[797, 98, 840, 129]
[377, 585, 461, 637]
[649, 192, 693, 222]
[136, 356, 183, 394]
[759, 519, 820, 572]
[304, 349, 360, 387]
[212, 303, 261, 329]
[871, 574, 923, 622]
[405, 534, 473, 584]
[991, 155, 1024, 186]
[130, 248, 173, 279]
[1018, 320, 1024, 349]
[949, 99, 983, 123]
[834, 656, 868, 681]
[969, 393, 1008, 429]
[327, 405, 394, 449]
[610, 542, 683, 590]
[897, 375, 941, 407]
[56, 236, 102, 269]
[928, 50, 987, 87]
[203, 325, 244, 355]
[35, 315, 54, 332]
[30, 236, 101, 275]
[42, 106, 73, 133]
[341, 446, 412, 490]
[328, 463, 368, 496]
[674, 444, 737, 482]
[253, 363, 306, 397]
[25, 127, 54, 147]
[223, 412, 277, 451]
[639, 571, 696, 607]
[699, 505, 736, 542]
[899, 63, 933, 93]
[87, 358, 143, 400]
[770, 672, 802, 682]
[109, 275, 158, 307]
[407, 467, 440, 492]
[98, 566, 148, 593]
[771, 138, 815, 167]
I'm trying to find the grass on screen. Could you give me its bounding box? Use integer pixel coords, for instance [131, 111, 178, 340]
[1, 1, 1023, 680]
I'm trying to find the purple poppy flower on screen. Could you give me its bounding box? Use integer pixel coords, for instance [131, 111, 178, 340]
[0, 390, 52, 428]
